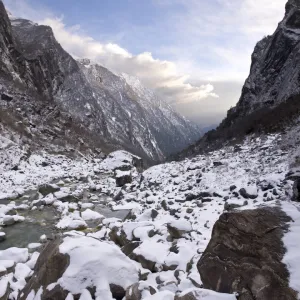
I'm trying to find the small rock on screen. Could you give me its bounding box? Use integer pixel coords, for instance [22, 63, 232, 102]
[125, 282, 156, 300]
[115, 171, 132, 187]
[239, 188, 257, 199]
[186, 208, 193, 214]
[0, 232, 6, 242]
[39, 184, 60, 197]
[1, 93, 13, 101]
[230, 185, 237, 191]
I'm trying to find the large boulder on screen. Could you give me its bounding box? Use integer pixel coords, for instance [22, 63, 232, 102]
[197, 207, 298, 300]
[19, 236, 139, 300]
[18, 238, 70, 300]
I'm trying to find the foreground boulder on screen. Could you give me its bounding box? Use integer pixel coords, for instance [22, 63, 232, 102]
[18, 236, 139, 300]
[197, 207, 298, 300]
[18, 238, 70, 300]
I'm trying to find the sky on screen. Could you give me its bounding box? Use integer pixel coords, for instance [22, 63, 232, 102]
[3, 0, 287, 126]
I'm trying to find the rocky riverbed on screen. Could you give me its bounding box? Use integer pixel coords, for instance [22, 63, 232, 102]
[0, 134, 300, 300]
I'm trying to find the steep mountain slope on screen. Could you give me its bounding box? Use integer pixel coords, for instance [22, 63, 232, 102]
[176, 0, 300, 159]
[0, 1, 202, 163]
[77, 59, 201, 159]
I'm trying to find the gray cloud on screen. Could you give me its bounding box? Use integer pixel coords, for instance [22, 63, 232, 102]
[175, 81, 244, 126]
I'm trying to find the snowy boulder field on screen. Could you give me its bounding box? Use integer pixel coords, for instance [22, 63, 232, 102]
[0, 134, 300, 299]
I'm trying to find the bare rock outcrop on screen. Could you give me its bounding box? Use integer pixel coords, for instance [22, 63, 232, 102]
[197, 207, 298, 300]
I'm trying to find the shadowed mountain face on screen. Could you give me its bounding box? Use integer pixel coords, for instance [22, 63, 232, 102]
[175, 0, 300, 159]
[0, 1, 201, 163]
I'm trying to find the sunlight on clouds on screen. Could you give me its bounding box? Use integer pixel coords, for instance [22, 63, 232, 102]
[41, 17, 218, 104]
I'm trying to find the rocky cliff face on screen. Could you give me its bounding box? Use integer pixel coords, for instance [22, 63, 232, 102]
[176, 0, 300, 159]
[0, 1, 201, 163]
[197, 207, 297, 300]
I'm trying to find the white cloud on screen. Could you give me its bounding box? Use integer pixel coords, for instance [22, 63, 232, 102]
[41, 17, 218, 104]
[154, 0, 286, 82]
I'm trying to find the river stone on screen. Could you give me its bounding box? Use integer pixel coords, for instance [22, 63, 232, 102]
[197, 207, 298, 300]
[125, 282, 156, 300]
[0, 232, 6, 242]
[38, 184, 60, 197]
[2, 216, 16, 226]
[18, 238, 70, 300]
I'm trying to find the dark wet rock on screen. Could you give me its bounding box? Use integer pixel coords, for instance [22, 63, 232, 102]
[18, 238, 70, 300]
[213, 162, 223, 167]
[1, 93, 13, 101]
[202, 198, 213, 203]
[0, 233, 6, 242]
[167, 222, 192, 240]
[230, 185, 237, 191]
[110, 284, 126, 300]
[174, 289, 211, 300]
[234, 145, 242, 152]
[292, 178, 300, 202]
[40, 285, 69, 300]
[125, 282, 156, 300]
[197, 207, 297, 300]
[151, 209, 159, 220]
[39, 184, 60, 196]
[121, 241, 141, 258]
[169, 243, 179, 254]
[185, 193, 197, 201]
[109, 227, 130, 247]
[224, 201, 248, 211]
[161, 200, 168, 211]
[134, 254, 156, 272]
[198, 192, 211, 198]
[213, 192, 222, 198]
[116, 173, 133, 187]
[114, 190, 125, 201]
[258, 180, 274, 191]
[60, 194, 79, 203]
[239, 188, 257, 199]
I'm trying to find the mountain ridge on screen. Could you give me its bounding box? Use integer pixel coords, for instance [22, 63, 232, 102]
[174, 0, 300, 160]
[0, 1, 202, 164]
